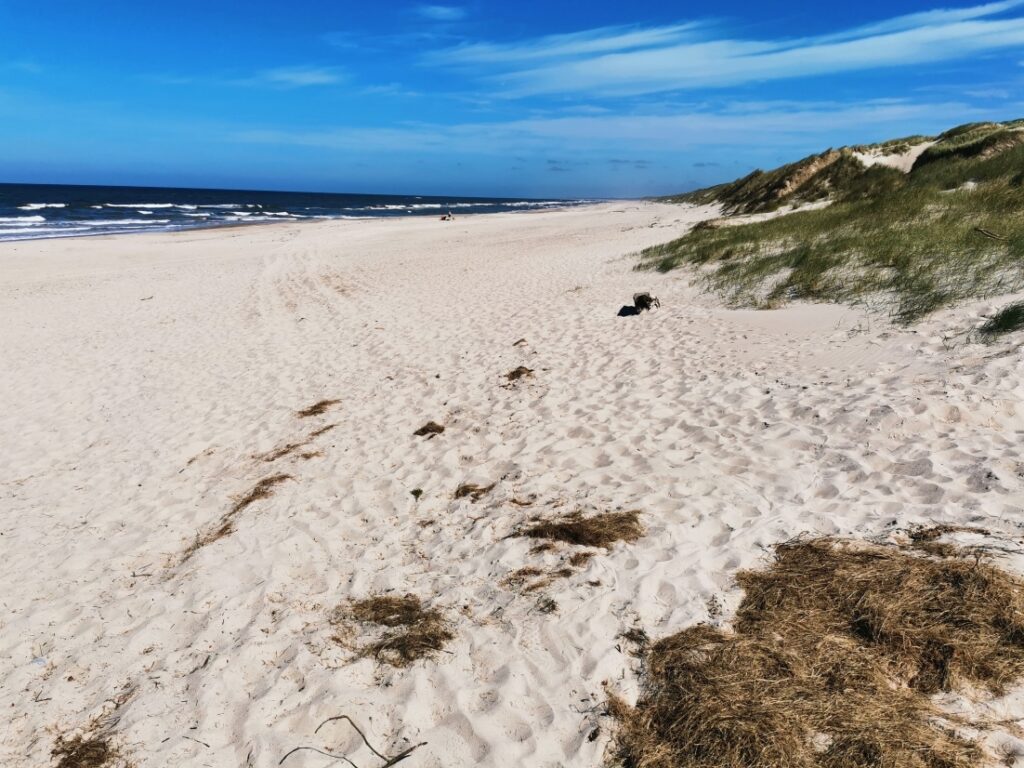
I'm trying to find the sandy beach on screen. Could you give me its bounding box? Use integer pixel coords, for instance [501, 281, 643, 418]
[3, 202, 1024, 767]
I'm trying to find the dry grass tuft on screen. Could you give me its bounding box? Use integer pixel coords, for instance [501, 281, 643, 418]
[52, 734, 123, 768]
[454, 482, 496, 502]
[180, 474, 292, 563]
[569, 551, 596, 568]
[331, 594, 454, 668]
[297, 399, 340, 418]
[517, 510, 643, 549]
[413, 421, 445, 438]
[504, 566, 544, 589]
[613, 537, 1024, 768]
[506, 366, 534, 382]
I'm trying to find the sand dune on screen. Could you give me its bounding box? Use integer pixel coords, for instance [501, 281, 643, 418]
[2, 203, 1024, 767]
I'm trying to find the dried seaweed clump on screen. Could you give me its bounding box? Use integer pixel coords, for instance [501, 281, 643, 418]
[518, 510, 642, 549]
[413, 421, 445, 438]
[52, 734, 126, 768]
[506, 366, 534, 382]
[612, 537, 1024, 768]
[331, 594, 454, 668]
[454, 482, 495, 502]
[297, 399, 340, 417]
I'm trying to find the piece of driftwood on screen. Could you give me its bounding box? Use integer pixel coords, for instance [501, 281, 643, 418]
[279, 715, 427, 767]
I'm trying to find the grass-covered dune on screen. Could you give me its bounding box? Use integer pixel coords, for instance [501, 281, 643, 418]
[647, 120, 1024, 324]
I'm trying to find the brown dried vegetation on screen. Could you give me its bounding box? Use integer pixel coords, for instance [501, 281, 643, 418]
[518, 510, 643, 549]
[413, 421, 445, 438]
[296, 399, 340, 418]
[454, 482, 496, 502]
[331, 594, 454, 668]
[612, 537, 1024, 768]
[52, 734, 127, 768]
[505, 366, 534, 382]
[180, 474, 292, 563]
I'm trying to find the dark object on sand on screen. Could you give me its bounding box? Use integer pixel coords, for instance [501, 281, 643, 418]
[413, 421, 445, 438]
[618, 292, 661, 317]
[454, 482, 496, 501]
[506, 366, 534, 382]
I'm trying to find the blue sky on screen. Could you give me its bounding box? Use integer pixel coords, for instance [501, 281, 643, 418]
[1, 0, 1023, 198]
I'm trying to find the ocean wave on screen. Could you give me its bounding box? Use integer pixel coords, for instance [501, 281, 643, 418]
[0, 227, 73, 237]
[0, 215, 46, 224]
[104, 203, 178, 209]
[18, 203, 67, 210]
[80, 219, 172, 226]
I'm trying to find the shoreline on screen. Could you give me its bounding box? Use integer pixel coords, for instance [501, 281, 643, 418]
[2, 201, 1022, 767]
[0, 192, 607, 245]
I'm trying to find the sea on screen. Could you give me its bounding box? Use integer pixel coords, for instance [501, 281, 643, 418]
[0, 183, 588, 242]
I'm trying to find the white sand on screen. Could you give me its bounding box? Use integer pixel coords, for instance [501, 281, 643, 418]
[2, 203, 1024, 766]
[853, 140, 936, 173]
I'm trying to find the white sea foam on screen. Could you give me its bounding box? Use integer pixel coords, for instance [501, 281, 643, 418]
[17, 203, 66, 210]
[0, 227, 73, 238]
[80, 219, 171, 227]
[104, 203, 178, 209]
[0, 216, 46, 224]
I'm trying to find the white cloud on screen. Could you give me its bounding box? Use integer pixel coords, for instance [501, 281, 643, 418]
[256, 66, 346, 87]
[425, 1, 1024, 97]
[811, 0, 1024, 42]
[425, 23, 705, 64]
[231, 99, 987, 155]
[416, 5, 466, 21]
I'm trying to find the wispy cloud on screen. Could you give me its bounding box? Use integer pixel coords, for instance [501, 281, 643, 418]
[147, 65, 347, 89]
[230, 98, 989, 155]
[426, 1, 1024, 97]
[253, 66, 347, 87]
[416, 5, 466, 21]
[425, 23, 704, 64]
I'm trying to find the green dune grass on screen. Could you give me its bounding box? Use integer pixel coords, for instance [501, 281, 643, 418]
[646, 121, 1024, 323]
